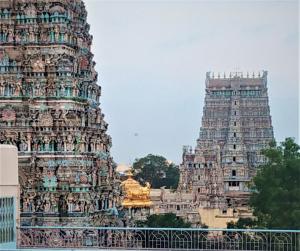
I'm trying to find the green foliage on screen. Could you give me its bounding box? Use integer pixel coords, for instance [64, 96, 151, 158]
[132, 154, 179, 189]
[227, 218, 257, 229]
[250, 138, 300, 229]
[137, 213, 192, 228]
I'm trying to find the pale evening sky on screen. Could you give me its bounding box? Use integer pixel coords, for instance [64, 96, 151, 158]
[84, 0, 299, 165]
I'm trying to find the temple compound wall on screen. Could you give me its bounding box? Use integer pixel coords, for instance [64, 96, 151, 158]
[0, 0, 121, 226]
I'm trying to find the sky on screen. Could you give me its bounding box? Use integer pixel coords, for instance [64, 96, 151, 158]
[85, 0, 299, 165]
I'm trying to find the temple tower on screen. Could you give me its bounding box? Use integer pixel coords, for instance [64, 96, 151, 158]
[0, 0, 121, 226]
[179, 71, 274, 210]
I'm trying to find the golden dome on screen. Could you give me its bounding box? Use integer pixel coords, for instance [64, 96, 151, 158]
[121, 170, 152, 208]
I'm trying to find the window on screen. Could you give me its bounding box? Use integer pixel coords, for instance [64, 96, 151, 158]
[222, 209, 227, 214]
[233, 144, 236, 149]
[234, 101, 237, 105]
[232, 170, 236, 176]
[233, 156, 236, 162]
[233, 132, 236, 137]
[234, 121, 236, 126]
[234, 111, 237, 115]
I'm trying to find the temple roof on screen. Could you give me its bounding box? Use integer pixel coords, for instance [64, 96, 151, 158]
[121, 170, 152, 208]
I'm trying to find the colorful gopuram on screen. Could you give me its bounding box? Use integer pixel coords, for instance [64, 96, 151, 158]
[178, 71, 274, 226]
[0, 0, 120, 226]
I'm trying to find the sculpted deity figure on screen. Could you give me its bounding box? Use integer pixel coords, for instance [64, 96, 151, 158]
[32, 59, 45, 72]
[20, 138, 28, 152]
[29, 26, 35, 42]
[34, 82, 40, 96]
[14, 79, 22, 96]
[41, 31, 48, 43]
[66, 134, 73, 151]
[7, 29, 13, 43]
[67, 193, 74, 213]
[75, 201, 80, 212]
[53, 26, 59, 42]
[28, 192, 36, 212]
[92, 170, 97, 187]
[50, 193, 57, 213]
[22, 197, 30, 212]
[44, 194, 51, 212]
[0, 80, 5, 96]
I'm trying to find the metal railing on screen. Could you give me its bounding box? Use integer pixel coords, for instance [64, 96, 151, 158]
[18, 226, 300, 250]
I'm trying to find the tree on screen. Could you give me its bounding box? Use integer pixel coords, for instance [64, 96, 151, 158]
[227, 217, 257, 229]
[137, 213, 192, 228]
[132, 154, 179, 189]
[250, 138, 300, 229]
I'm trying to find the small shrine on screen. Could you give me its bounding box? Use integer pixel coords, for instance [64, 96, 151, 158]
[121, 170, 152, 222]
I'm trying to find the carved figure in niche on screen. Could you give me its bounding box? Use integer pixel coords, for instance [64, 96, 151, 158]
[73, 80, 79, 96]
[89, 201, 95, 213]
[79, 56, 89, 70]
[66, 134, 73, 151]
[41, 31, 48, 43]
[24, 4, 37, 18]
[67, 193, 74, 213]
[74, 172, 80, 185]
[0, 80, 5, 95]
[28, 192, 36, 212]
[15, 32, 21, 43]
[39, 83, 45, 96]
[46, 78, 55, 96]
[7, 29, 13, 43]
[80, 201, 85, 212]
[23, 197, 30, 212]
[54, 26, 60, 41]
[2, 108, 16, 122]
[38, 113, 53, 127]
[44, 194, 51, 212]
[92, 170, 97, 187]
[35, 197, 44, 212]
[50, 193, 57, 213]
[75, 201, 80, 212]
[15, 79, 23, 96]
[20, 138, 28, 152]
[34, 82, 40, 96]
[29, 26, 35, 43]
[32, 59, 45, 72]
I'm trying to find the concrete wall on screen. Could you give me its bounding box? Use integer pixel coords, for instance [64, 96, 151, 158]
[198, 208, 239, 228]
[0, 144, 20, 227]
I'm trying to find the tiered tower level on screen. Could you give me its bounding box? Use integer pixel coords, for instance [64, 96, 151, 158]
[179, 71, 274, 209]
[0, 0, 121, 226]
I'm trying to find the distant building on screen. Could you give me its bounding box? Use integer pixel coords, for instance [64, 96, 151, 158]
[0, 145, 19, 249]
[178, 71, 274, 227]
[149, 71, 274, 228]
[150, 188, 200, 226]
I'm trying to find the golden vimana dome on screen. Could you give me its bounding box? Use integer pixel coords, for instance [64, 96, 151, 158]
[121, 170, 152, 208]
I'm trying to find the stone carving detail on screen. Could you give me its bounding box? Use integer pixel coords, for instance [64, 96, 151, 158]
[32, 59, 45, 72]
[38, 113, 53, 127]
[0, 0, 120, 227]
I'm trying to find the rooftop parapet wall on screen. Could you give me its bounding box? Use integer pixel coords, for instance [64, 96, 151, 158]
[205, 71, 268, 89]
